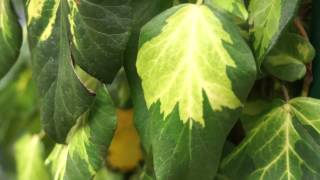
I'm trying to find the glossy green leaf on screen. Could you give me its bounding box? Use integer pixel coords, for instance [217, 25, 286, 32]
[0, 0, 22, 79]
[249, 0, 299, 66]
[204, 0, 248, 21]
[45, 86, 117, 180]
[220, 98, 320, 179]
[15, 134, 51, 180]
[136, 4, 256, 179]
[263, 33, 315, 82]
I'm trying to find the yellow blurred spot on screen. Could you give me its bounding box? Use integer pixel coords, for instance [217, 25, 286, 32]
[107, 109, 143, 172]
[16, 70, 32, 92]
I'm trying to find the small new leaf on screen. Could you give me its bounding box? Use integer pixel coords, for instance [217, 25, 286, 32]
[263, 33, 315, 82]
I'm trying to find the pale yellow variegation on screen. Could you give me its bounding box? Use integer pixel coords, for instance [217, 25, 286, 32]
[137, 4, 255, 127]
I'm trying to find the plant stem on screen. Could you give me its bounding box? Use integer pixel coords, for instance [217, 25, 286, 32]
[294, 18, 309, 40]
[196, 0, 203, 5]
[281, 84, 290, 102]
[294, 17, 313, 97]
[302, 64, 313, 97]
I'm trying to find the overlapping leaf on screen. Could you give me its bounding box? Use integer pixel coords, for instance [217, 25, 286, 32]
[263, 33, 315, 82]
[136, 4, 256, 179]
[204, 0, 248, 21]
[0, 0, 22, 79]
[220, 98, 320, 179]
[45, 86, 117, 180]
[249, 0, 299, 66]
[26, 0, 131, 142]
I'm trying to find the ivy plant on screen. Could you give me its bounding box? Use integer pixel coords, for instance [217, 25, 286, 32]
[0, 0, 319, 179]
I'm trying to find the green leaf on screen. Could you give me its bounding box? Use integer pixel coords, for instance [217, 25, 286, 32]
[15, 134, 51, 180]
[220, 97, 320, 179]
[26, 0, 95, 143]
[68, 0, 131, 83]
[45, 86, 117, 180]
[249, 0, 299, 67]
[204, 0, 248, 21]
[263, 33, 315, 82]
[136, 4, 256, 179]
[0, 0, 22, 79]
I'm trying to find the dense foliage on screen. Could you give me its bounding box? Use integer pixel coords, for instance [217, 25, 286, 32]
[0, 0, 319, 179]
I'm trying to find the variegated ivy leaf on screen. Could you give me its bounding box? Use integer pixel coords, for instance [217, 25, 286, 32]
[263, 33, 315, 82]
[26, 0, 130, 143]
[135, 4, 256, 179]
[137, 4, 256, 127]
[15, 134, 51, 180]
[249, 0, 299, 67]
[204, 0, 248, 21]
[220, 98, 320, 179]
[46, 86, 117, 180]
[0, 0, 22, 79]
